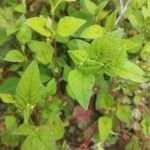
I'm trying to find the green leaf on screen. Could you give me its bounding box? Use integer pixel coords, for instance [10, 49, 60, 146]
[140, 42, 150, 60]
[125, 136, 142, 150]
[48, 114, 64, 140]
[141, 118, 150, 136]
[16, 24, 32, 45]
[16, 61, 41, 108]
[68, 50, 102, 74]
[57, 16, 86, 37]
[116, 105, 132, 123]
[83, 0, 97, 15]
[46, 78, 57, 96]
[4, 50, 26, 62]
[21, 126, 56, 150]
[26, 17, 51, 37]
[89, 33, 126, 69]
[0, 93, 15, 103]
[106, 61, 146, 83]
[67, 39, 90, 50]
[13, 123, 33, 136]
[105, 10, 117, 31]
[122, 34, 144, 54]
[50, 0, 64, 15]
[0, 77, 19, 94]
[28, 40, 54, 65]
[68, 50, 88, 65]
[14, 3, 26, 14]
[98, 116, 112, 141]
[96, 74, 114, 109]
[80, 25, 106, 39]
[68, 70, 95, 109]
[0, 29, 9, 46]
[1, 115, 19, 147]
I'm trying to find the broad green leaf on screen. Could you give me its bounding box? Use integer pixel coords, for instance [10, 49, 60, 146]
[69, 50, 102, 74]
[14, 3, 26, 14]
[105, 10, 117, 31]
[21, 126, 56, 150]
[16, 61, 41, 108]
[83, 0, 97, 15]
[0, 93, 15, 103]
[28, 40, 54, 65]
[16, 24, 32, 45]
[89, 33, 126, 69]
[98, 116, 112, 141]
[116, 105, 132, 123]
[81, 25, 105, 39]
[4, 50, 26, 62]
[68, 70, 95, 109]
[26, 17, 51, 37]
[106, 61, 146, 83]
[125, 136, 141, 150]
[0, 77, 19, 94]
[46, 78, 57, 96]
[13, 123, 33, 136]
[48, 114, 64, 140]
[1, 115, 19, 147]
[57, 16, 86, 37]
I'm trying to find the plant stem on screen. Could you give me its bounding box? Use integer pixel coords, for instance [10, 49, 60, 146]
[115, 0, 132, 25]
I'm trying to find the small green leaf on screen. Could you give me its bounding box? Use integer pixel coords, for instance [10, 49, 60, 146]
[122, 34, 144, 54]
[96, 74, 114, 109]
[140, 42, 150, 60]
[83, 0, 97, 15]
[67, 39, 90, 50]
[106, 61, 146, 83]
[16, 24, 32, 45]
[0, 93, 15, 103]
[57, 16, 86, 37]
[26, 17, 51, 37]
[28, 40, 54, 65]
[141, 118, 150, 136]
[68, 70, 95, 109]
[13, 123, 33, 136]
[48, 114, 64, 140]
[125, 136, 142, 150]
[116, 105, 132, 123]
[0, 77, 19, 94]
[16, 61, 41, 108]
[21, 126, 56, 150]
[105, 10, 117, 31]
[4, 50, 26, 62]
[1, 115, 19, 147]
[81, 25, 105, 39]
[98, 116, 112, 141]
[68, 50, 88, 65]
[46, 78, 57, 96]
[14, 3, 26, 14]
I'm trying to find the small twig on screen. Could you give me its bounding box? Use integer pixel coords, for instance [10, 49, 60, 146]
[119, 0, 124, 12]
[115, 0, 132, 25]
